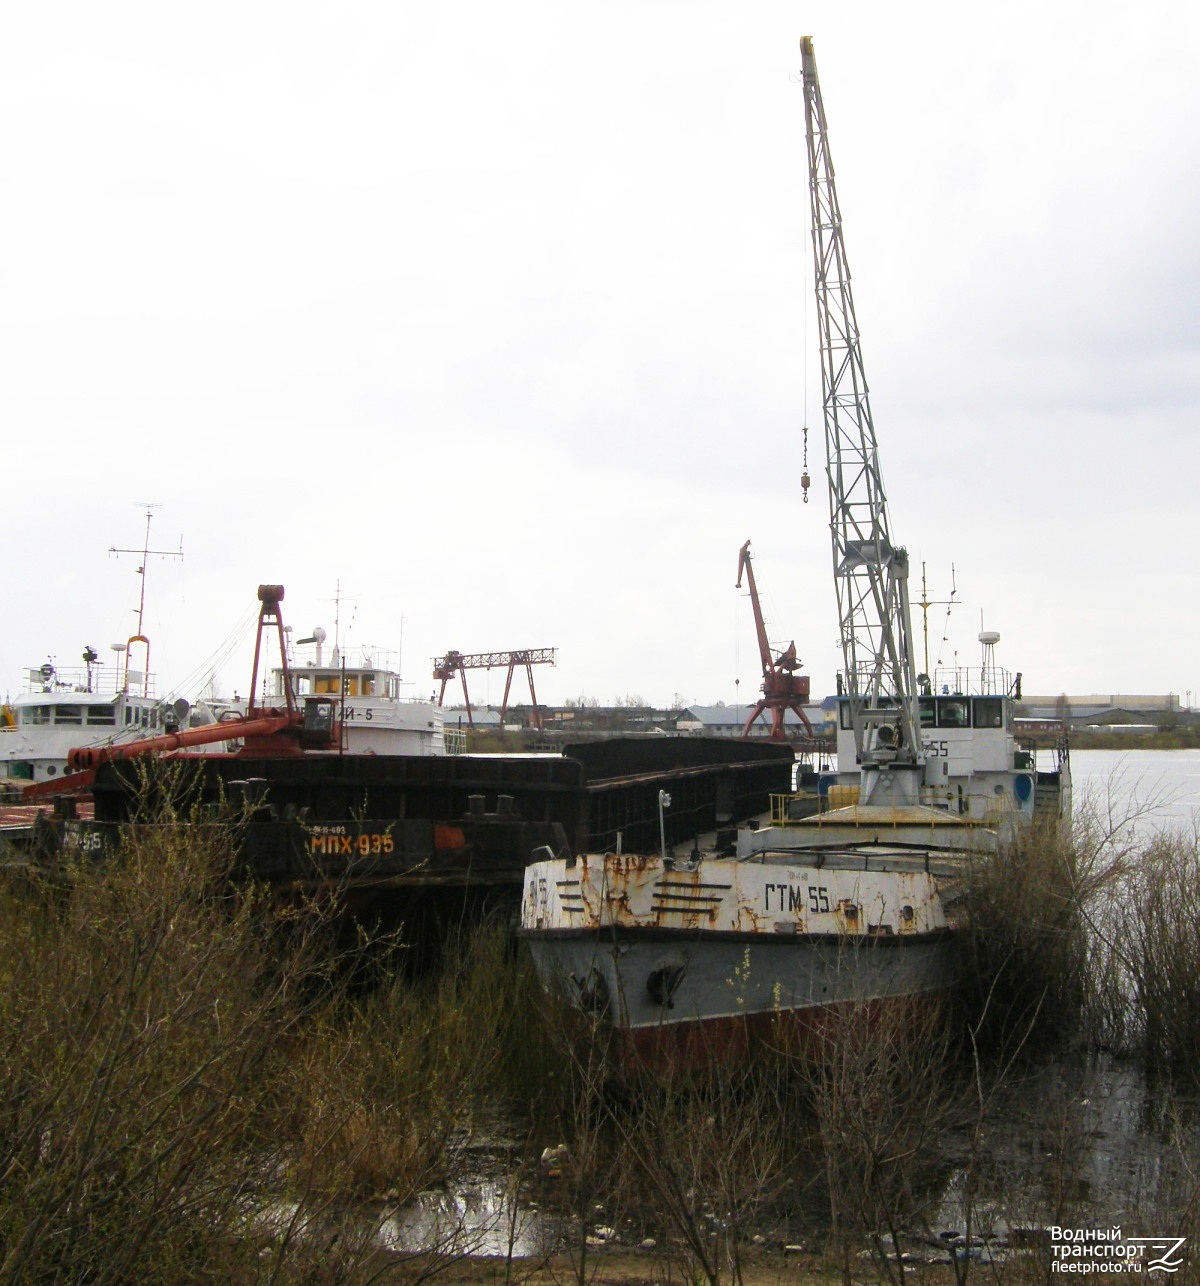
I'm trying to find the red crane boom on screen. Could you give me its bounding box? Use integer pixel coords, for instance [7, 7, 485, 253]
[23, 584, 341, 801]
[736, 541, 814, 742]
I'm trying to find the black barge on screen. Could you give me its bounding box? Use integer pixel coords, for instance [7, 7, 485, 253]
[58, 738, 794, 902]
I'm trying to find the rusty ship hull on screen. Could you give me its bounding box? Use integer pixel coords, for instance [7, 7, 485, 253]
[520, 840, 964, 1071]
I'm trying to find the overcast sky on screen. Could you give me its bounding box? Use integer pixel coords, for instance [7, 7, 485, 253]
[2, 0, 1197, 712]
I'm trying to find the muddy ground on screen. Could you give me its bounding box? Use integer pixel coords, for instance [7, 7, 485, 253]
[362, 1244, 1045, 1285]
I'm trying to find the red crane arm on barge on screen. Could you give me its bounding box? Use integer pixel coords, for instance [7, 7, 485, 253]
[22, 584, 341, 802]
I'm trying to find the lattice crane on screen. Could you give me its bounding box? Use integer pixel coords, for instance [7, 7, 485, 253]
[432, 648, 556, 731]
[736, 540, 813, 742]
[800, 37, 924, 805]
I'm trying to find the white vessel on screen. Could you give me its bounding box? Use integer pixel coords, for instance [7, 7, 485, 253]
[256, 629, 447, 757]
[0, 506, 204, 787]
[0, 652, 183, 785]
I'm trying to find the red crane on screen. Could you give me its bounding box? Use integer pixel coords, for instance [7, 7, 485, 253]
[736, 541, 814, 742]
[23, 584, 341, 800]
[432, 648, 556, 731]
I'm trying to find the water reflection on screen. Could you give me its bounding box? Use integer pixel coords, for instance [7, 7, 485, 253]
[930, 1054, 1200, 1237]
[371, 1054, 1197, 1262]
[378, 1169, 555, 1258]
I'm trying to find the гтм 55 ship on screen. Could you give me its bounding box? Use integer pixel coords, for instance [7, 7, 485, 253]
[520, 36, 1070, 1070]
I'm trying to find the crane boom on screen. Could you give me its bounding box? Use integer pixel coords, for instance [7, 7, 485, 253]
[735, 541, 775, 674]
[735, 540, 813, 742]
[800, 37, 923, 804]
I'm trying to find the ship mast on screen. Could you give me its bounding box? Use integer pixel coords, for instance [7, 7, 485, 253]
[800, 37, 924, 805]
[109, 504, 184, 696]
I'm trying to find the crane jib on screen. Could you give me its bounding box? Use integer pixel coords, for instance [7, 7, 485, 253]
[800, 37, 925, 803]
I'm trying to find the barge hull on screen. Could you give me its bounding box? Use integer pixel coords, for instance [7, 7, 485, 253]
[520, 846, 961, 1072]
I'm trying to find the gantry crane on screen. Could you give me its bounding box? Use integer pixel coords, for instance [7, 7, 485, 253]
[736, 540, 813, 742]
[800, 36, 924, 805]
[432, 648, 556, 731]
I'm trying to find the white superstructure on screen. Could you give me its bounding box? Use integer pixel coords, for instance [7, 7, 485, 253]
[0, 656, 179, 784]
[824, 656, 1070, 828]
[261, 637, 446, 757]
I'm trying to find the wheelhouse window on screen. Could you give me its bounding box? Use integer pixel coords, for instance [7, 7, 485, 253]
[973, 697, 1005, 729]
[22, 706, 51, 726]
[937, 699, 969, 729]
[85, 705, 117, 726]
[54, 706, 83, 725]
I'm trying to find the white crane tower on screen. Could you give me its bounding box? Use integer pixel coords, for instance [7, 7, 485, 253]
[800, 37, 924, 806]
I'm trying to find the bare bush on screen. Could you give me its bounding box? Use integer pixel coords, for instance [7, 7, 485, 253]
[0, 764, 572, 1282]
[1114, 831, 1200, 1080]
[606, 1054, 793, 1286]
[283, 917, 566, 1202]
[0, 774, 315, 1281]
[799, 997, 959, 1286]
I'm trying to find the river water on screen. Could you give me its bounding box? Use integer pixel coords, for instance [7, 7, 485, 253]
[1070, 747, 1200, 835]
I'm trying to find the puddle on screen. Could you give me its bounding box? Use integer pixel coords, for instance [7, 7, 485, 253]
[377, 1170, 557, 1258]
[269, 1056, 1200, 1262]
[377, 1060, 1200, 1259]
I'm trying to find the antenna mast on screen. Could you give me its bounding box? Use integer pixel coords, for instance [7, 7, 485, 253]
[108, 503, 184, 696]
[916, 561, 958, 683]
